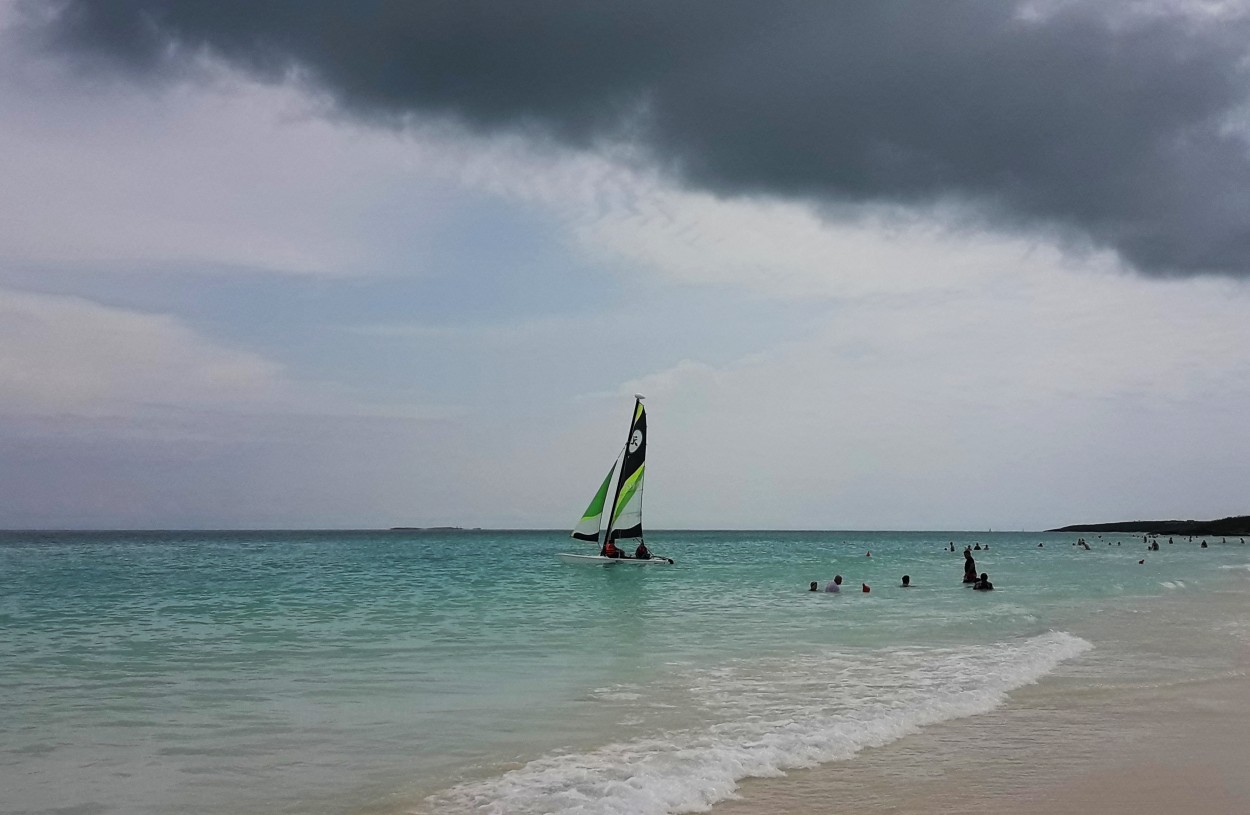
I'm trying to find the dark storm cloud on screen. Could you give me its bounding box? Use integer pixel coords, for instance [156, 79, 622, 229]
[30, 1, 1250, 276]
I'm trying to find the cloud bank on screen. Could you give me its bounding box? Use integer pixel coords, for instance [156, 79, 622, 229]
[27, 0, 1250, 278]
[0, 287, 283, 416]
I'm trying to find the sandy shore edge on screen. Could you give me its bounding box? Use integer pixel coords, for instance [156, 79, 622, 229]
[711, 671, 1250, 815]
[710, 580, 1250, 815]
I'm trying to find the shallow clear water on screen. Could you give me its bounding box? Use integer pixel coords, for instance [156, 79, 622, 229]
[1, 529, 1245, 815]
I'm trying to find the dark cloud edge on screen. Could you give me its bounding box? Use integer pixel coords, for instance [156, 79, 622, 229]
[21, 0, 1250, 280]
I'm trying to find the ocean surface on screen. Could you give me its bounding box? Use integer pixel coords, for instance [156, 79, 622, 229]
[2, 529, 1248, 815]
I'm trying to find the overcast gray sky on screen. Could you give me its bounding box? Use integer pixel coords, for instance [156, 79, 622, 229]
[2, 0, 1248, 529]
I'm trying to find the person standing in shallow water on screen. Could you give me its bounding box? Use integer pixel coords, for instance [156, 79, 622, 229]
[963, 549, 977, 583]
[825, 575, 843, 593]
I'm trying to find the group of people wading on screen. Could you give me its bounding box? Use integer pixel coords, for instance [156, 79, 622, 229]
[599, 539, 652, 560]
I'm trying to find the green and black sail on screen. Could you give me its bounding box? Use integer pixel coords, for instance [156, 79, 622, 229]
[571, 463, 617, 542]
[569, 396, 647, 544]
[605, 397, 646, 541]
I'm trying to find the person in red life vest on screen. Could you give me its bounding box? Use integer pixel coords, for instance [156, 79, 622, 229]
[602, 540, 622, 558]
[634, 541, 651, 560]
[862, 583, 871, 593]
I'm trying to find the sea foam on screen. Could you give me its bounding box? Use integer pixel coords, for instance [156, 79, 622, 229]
[421, 631, 1092, 815]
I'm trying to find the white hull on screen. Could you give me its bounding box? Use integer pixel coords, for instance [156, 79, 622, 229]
[558, 553, 673, 566]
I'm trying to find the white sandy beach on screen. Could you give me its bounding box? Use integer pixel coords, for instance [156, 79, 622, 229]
[714, 582, 1250, 815]
[715, 674, 1250, 815]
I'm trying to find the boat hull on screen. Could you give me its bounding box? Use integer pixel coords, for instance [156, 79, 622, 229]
[557, 553, 673, 566]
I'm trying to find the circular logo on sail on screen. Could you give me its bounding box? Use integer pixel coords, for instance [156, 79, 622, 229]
[628, 429, 643, 454]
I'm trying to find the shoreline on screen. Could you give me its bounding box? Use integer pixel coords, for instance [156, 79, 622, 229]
[710, 582, 1250, 815]
[712, 672, 1250, 815]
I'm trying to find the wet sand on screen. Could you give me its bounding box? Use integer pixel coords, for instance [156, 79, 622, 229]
[712, 583, 1250, 815]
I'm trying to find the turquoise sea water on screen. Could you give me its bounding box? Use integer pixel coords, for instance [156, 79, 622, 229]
[2, 529, 1247, 815]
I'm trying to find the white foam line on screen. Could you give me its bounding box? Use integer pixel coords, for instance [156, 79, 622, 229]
[422, 632, 1092, 815]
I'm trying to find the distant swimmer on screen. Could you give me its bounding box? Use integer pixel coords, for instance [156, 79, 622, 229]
[1201, 541, 1208, 548]
[862, 583, 871, 593]
[949, 542, 955, 552]
[1038, 543, 1044, 547]
[900, 575, 911, 587]
[974, 543, 981, 550]
[973, 572, 994, 590]
[866, 551, 871, 558]
[825, 575, 843, 593]
[809, 581, 819, 592]
[1139, 559, 1145, 564]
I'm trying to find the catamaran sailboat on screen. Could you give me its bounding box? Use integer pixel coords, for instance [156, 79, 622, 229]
[558, 396, 673, 566]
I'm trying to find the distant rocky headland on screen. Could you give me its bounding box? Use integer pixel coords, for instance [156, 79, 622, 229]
[1049, 516, 1250, 535]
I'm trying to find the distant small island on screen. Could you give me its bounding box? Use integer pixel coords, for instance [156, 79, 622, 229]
[1049, 515, 1250, 536]
[389, 526, 482, 532]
